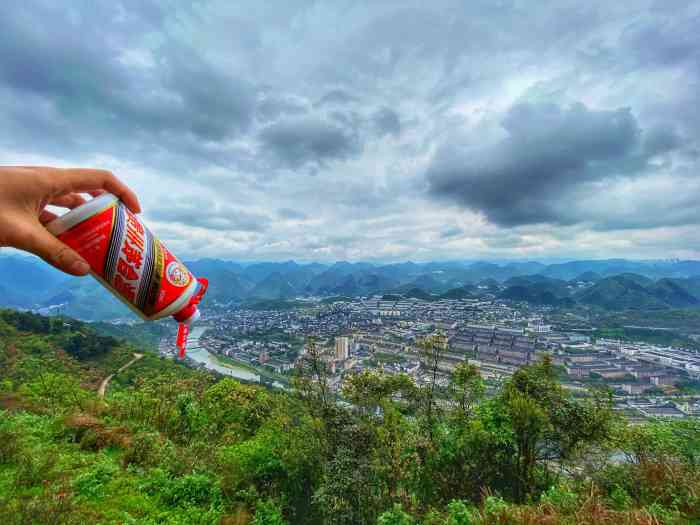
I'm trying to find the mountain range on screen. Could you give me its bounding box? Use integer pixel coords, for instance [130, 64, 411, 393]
[3, 254, 700, 320]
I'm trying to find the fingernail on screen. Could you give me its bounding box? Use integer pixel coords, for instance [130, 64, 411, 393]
[71, 260, 91, 274]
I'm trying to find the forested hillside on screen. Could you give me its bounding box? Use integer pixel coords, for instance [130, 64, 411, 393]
[5, 254, 700, 321]
[1, 309, 699, 524]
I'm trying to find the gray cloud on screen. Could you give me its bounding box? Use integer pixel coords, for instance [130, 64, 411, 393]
[373, 107, 401, 137]
[440, 226, 464, 239]
[259, 116, 360, 168]
[256, 94, 309, 123]
[1, 0, 699, 260]
[315, 90, 359, 107]
[642, 124, 683, 156]
[426, 101, 686, 227]
[0, 2, 256, 165]
[278, 208, 308, 220]
[148, 197, 270, 232]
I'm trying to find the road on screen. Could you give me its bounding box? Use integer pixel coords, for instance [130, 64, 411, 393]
[97, 353, 144, 398]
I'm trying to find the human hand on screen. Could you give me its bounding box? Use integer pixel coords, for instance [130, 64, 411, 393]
[0, 166, 141, 276]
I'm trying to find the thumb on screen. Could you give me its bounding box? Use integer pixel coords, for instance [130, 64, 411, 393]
[20, 224, 92, 276]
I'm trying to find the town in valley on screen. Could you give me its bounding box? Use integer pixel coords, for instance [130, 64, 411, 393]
[156, 292, 700, 421]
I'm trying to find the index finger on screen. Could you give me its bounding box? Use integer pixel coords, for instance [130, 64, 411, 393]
[48, 168, 141, 213]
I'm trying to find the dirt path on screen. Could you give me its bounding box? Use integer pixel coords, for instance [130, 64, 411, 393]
[97, 353, 144, 398]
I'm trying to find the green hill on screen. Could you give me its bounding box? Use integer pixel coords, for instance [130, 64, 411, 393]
[248, 272, 298, 299]
[439, 285, 476, 300]
[498, 276, 574, 306]
[499, 285, 575, 307]
[403, 287, 436, 301]
[2, 308, 700, 523]
[577, 274, 700, 310]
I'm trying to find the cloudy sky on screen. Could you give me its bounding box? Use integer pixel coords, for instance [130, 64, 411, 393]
[2, 1, 699, 262]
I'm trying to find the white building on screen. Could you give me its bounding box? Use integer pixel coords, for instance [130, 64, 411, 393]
[335, 336, 350, 361]
[527, 321, 551, 333]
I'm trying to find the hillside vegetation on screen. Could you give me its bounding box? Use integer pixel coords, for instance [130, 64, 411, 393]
[1, 309, 700, 524]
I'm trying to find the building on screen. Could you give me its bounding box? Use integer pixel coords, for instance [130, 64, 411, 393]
[335, 336, 350, 361]
[527, 321, 552, 333]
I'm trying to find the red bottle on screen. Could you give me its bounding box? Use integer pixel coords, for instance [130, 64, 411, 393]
[46, 193, 207, 358]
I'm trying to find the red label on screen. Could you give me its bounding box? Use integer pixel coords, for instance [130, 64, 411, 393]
[155, 244, 193, 314]
[59, 207, 114, 276]
[57, 202, 195, 319]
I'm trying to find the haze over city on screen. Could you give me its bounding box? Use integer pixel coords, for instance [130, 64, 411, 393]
[1, 1, 699, 261]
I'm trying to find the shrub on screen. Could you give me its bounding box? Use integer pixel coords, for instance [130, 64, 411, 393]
[608, 484, 634, 511]
[253, 499, 287, 525]
[644, 503, 681, 524]
[482, 495, 510, 517]
[377, 504, 414, 525]
[4, 485, 80, 525]
[122, 431, 173, 469]
[73, 459, 118, 499]
[14, 447, 58, 487]
[540, 483, 580, 513]
[63, 413, 131, 451]
[160, 472, 223, 509]
[446, 500, 476, 525]
[0, 421, 20, 464]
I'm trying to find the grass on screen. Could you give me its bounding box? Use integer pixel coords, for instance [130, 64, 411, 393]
[211, 353, 260, 374]
[211, 353, 291, 385]
[372, 351, 407, 364]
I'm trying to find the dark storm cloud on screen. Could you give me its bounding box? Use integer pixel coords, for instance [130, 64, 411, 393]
[426, 101, 684, 227]
[259, 116, 360, 168]
[373, 107, 401, 137]
[0, 2, 255, 159]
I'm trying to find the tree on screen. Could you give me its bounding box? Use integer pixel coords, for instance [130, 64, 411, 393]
[505, 391, 548, 501]
[448, 363, 484, 420]
[204, 379, 273, 440]
[293, 338, 332, 417]
[253, 500, 287, 525]
[342, 370, 418, 417]
[501, 356, 615, 501]
[418, 332, 447, 441]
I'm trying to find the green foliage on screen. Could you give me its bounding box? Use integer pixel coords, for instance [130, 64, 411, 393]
[122, 431, 175, 469]
[377, 504, 414, 525]
[539, 483, 579, 514]
[608, 484, 634, 511]
[1, 308, 699, 524]
[0, 419, 20, 464]
[160, 472, 223, 509]
[342, 370, 418, 414]
[445, 500, 476, 525]
[61, 331, 119, 359]
[449, 363, 485, 419]
[204, 379, 274, 438]
[73, 457, 118, 499]
[217, 428, 287, 497]
[19, 372, 92, 412]
[253, 499, 288, 525]
[482, 495, 510, 517]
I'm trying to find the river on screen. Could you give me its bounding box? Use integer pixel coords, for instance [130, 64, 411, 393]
[185, 326, 261, 382]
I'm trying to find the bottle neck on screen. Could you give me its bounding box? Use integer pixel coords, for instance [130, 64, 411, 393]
[174, 305, 199, 324]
